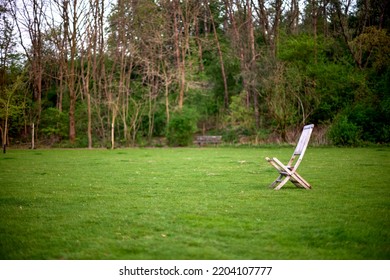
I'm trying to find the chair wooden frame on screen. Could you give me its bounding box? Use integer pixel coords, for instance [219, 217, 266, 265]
[265, 124, 314, 190]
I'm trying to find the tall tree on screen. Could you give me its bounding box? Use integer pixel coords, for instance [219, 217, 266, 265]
[67, 0, 80, 144]
[254, 0, 283, 57]
[206, 1, 229, 109]
[0, 75, 25, 153]
[172, 0, 186, 110]
[0, 0, 15, 89]
[11, 0, 45, 141]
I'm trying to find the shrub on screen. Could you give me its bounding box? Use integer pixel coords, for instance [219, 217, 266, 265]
[222, 128, 239, 143]
[166, 108, 198, 147]
[225, 92, 255, 134]
[40, 108, 68, 143]
[328, 115, 361, 146]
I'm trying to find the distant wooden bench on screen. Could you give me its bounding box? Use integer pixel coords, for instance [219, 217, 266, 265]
[195, 135, 222, 146]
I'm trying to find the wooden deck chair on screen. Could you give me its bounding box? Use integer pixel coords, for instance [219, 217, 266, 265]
[265, 124, 314, 190]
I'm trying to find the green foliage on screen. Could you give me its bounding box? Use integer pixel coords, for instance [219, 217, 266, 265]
[279, 34, 318, 65]
[226, 91, 255, 131]
[150, 105, 167, 137]
[380, 94, 390, 142]
[311, 62, 368, 122]
[40, 108, 68, 142]
[256, 59, 305, 140]
[349, 27, 390, 71]
[0, 74, 26, 146]
[186, 87, 217, 119]
[204, 46, 242, 108]
[328, 115, 361, 146]
[347, 104, 379, 143]
[222, 91, 255, 143]
[166, 108, 198, 147]
[278, 34, 369, 125]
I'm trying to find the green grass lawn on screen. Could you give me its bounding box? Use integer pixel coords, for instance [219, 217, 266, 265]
[0, 147, 389, 260]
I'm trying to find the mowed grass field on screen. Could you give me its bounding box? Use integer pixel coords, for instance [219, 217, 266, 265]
[0, 146, 389, 260]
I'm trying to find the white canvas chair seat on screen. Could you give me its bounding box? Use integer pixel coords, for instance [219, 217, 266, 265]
[265, 124, 314, 190]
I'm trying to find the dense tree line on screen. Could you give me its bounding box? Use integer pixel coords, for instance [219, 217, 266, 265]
[1, 0, 389, 149]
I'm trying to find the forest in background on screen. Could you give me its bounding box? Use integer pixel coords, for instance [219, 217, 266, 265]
[1, 0, 389, 149]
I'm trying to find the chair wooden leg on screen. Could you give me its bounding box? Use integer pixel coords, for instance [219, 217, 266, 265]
[274, 176, 290, 190]
[291, 173, 311, 189]
[291, 180, 311, 189]
[269, 174, 283, 188]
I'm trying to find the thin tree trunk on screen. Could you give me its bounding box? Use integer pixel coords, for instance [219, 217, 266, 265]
[247, 0, 260, 127]
[87, 90, 92, 148]
[208, 3, 229, 109]
[165, 81, 170, 124]
[111, 107, 117, 149]
[68, 0, 79, 144]
[31, 123, 35, 149]
[2, 106, 9, 153]
[194, 15, 204, 72]
[163, 63, 171, 125]
[225, 0, 248, 105]
[313, 0, 318, 64]
[173, 0, 185, 110]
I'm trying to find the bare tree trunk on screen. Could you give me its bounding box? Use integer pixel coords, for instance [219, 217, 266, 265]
[247, 0, 260, 128]
[313, 0, 318, 64]
[165, 80, 170, 124]
[323, 0, 329, 37]
[80, 27, 93, 148]
[110, 106, 117, 149]
[272, 0, 283, 58]
[173, 0, 186, 110]
[225, 0, 248, 105]
[87, 89, 92, 148]
[255, 0, 282, 57]
[194, 15, 204, 72]
[207, 3, 229, 109]
[47, 1, 67, 113]
[67, 0, 78, 144]
[57, 67, 64, 112]
[2, 105, 9, 153]
[91, 0, 105, 145]
[31, 0, 43, 132]
[256, 0, 271, 46]
[31, 123, 35, 149]
[333, 0, 362, 67]
[148, 84, 154, 144]
[162, 61, 172, 125]
[12, 0, 44, 137]
[289, 0, 300, 34]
